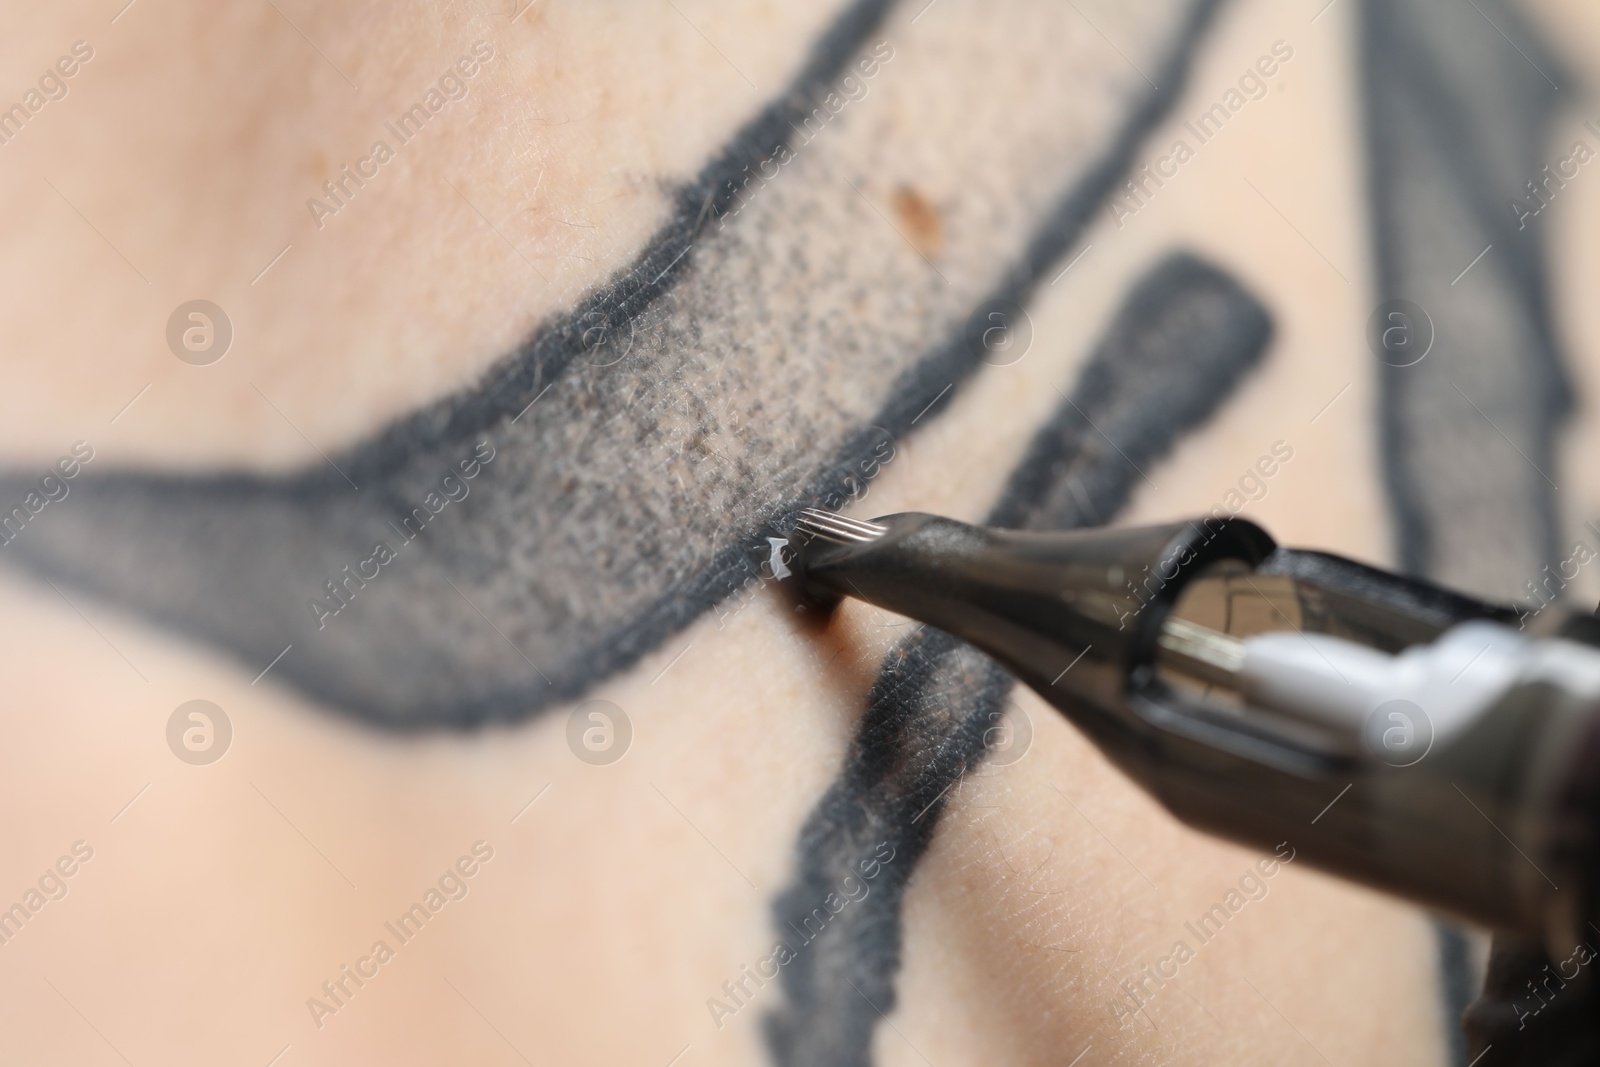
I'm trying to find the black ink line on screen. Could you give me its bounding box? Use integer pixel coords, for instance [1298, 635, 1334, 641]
[765, 251, 1272, 1067]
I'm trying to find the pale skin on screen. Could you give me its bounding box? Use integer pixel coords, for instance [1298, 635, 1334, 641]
[5, 0, 1600, 1064]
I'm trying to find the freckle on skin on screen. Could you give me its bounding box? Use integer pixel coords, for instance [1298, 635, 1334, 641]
[893, 184, 941, 258]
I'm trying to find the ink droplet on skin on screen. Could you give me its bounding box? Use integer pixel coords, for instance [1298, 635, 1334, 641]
[893, 184, 941, 258]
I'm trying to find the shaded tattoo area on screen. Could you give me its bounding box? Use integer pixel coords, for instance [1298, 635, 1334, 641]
[0, 0, 1215, 728]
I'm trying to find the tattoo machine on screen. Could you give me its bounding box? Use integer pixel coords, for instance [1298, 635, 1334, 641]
[791, 508, 1600, 963]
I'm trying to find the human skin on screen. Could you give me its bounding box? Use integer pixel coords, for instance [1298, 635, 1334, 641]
[15, 0, 1600, 1063]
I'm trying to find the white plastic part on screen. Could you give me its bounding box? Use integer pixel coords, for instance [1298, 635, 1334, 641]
[1237, 621, 1535, 752]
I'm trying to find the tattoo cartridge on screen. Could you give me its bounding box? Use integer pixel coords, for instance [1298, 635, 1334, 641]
[792, 508, 1600, 962]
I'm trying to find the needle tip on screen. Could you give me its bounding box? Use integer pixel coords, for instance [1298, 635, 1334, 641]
[793, 508, 889, 545]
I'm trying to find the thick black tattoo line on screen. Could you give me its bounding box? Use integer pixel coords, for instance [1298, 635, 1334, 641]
[1359, 1, 1575, 1063]
[0, 0, 1215, 727]
[764, 253, 1272, 1067]
[1363, 0, 1569, 603]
